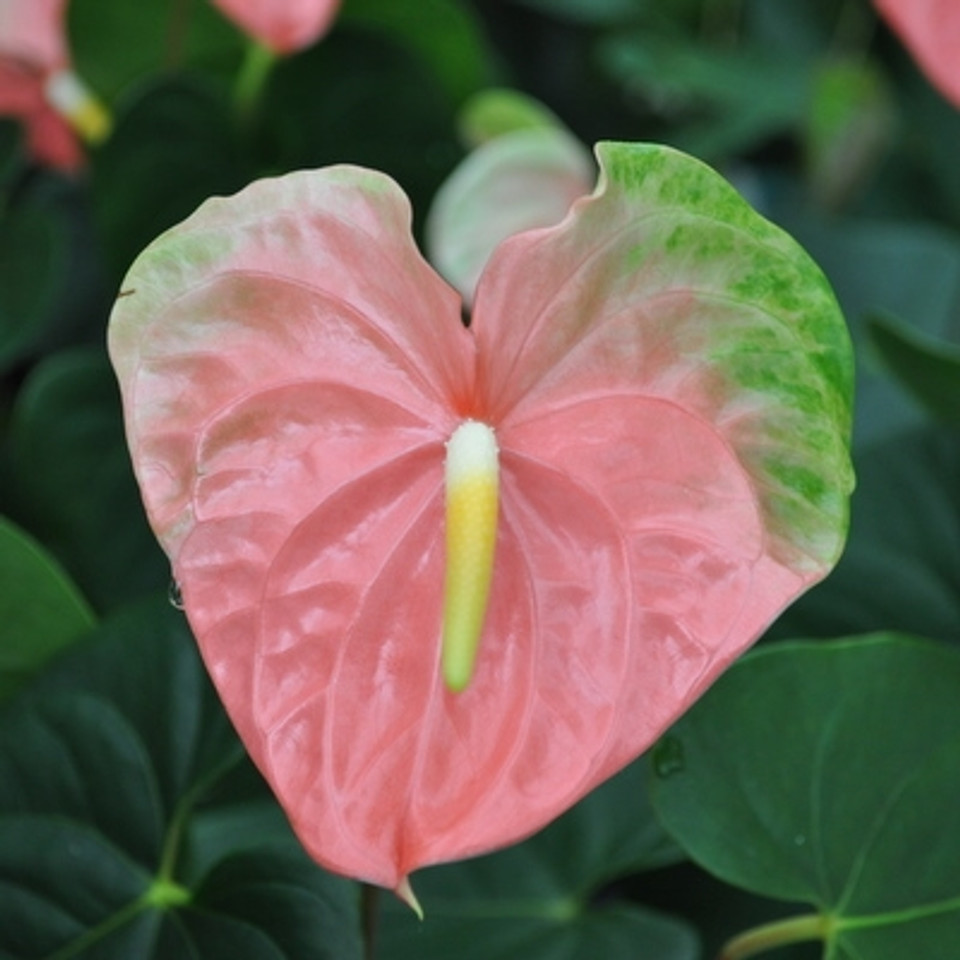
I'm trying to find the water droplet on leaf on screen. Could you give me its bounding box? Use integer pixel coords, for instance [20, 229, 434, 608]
[653, 736, 685, 778]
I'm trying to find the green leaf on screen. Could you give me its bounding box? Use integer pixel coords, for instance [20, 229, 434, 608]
[68, 0, 243, 101]
[771, 426, 960, 644]
[509, 0, 641, 25]
[91, 77, 245, 281]
[378, 759, 694, 959]
[0, 517, 95, 702]
[0, 595, 363, 960]
[0, 184, 69, 373]
[600, 32, 810, 160]
[261, 29, 459, 216]
[650, 634, 960, 958]
[341, 0, 496, 105]
[867, 313, 960, 426]
[0, 119, 25, 188]
[6, 347, 168, 612]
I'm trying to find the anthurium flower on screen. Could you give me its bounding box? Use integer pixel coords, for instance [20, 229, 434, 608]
[873, 0, 960, 108]
[108, 142, 854, 903]
[210, 0, 341, 54]
[0, 0, 109, 169]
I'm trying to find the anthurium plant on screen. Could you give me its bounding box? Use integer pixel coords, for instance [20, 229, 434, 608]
[2, 2, 959, 959]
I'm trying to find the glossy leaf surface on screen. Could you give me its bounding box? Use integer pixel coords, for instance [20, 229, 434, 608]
[651, 634, 960, 958]
[0, 596, 362, 960]
[108, 142, 854, 893]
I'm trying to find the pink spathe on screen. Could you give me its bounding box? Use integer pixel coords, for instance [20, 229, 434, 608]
[109, 154, 851, 897]
[211, 0, 341, 53]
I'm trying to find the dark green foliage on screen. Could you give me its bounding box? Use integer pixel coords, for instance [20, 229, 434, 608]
[1, 1, 958, 958]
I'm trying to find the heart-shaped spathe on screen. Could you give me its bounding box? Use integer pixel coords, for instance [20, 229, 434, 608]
[108, 142, 854, 896]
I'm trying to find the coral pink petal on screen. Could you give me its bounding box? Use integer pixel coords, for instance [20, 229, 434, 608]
[874, 0, 960, 108]
[210, 0, 341, 53]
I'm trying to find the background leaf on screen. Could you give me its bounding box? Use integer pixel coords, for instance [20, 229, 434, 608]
[867, 313, 960, 425]
[5, 347, 168, 612]
[0, 183, 70, 374]
[91, 76, 246, 281]
[260, 27, 460, 219]
[377, 758, 694, 960]
[0, 595, 363, 960]
[650, 634, 960, 957]
[69, 0, 243, 100]
[771, 426, 960, 644]
[771, 214, 960, 447]
[0, 516, 95, 702]
[340, 0, 496, 106]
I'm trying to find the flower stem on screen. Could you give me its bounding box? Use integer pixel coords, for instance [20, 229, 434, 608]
[234, 40, 278, 124]
[362, 884, 380, 960]
[718, 912, 830, 960]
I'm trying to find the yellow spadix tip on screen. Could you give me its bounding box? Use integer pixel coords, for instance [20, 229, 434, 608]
[45, 70, 112, 144]
[442, 420, 499, 693]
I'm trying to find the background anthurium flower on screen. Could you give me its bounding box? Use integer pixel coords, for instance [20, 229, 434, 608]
[426, 91, 595, 305]
[873, 0, 960, 108]
[0, 0, 109, 168]
[108, 142, 854, 901]
[210, 0, 341, 54]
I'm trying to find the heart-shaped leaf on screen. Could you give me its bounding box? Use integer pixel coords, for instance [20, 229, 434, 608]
[108, 142, 854, 894]
[650, 634, 960, 958]
[0, 596, 362, 960]
[0, 516, 95, 701]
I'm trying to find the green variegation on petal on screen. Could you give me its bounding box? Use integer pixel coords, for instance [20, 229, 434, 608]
[476, 141, 854, 576]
